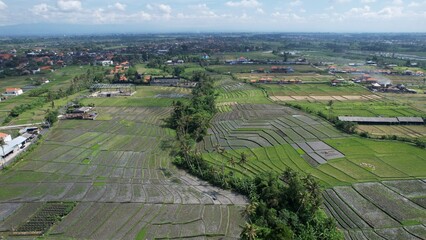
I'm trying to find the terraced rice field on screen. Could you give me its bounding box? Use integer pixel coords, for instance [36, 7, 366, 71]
[201, 79, 426, 239]
[216, 79, 271, 105]
[323, 180, 426, 240]
[200, 103, 426, 187]
[0, 104, 247, 239]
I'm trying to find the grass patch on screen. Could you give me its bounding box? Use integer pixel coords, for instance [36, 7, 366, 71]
[135, 227, 147, 240]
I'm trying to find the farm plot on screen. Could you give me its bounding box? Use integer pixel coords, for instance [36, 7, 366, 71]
[201, 101, 426, 187]
[288, 100, 426, 118]
[12, 202, 75, 235]
[357, 125, 426, 140]
[81, 86, 192, 108]
[216, 78, 271, 104]
[263, 83, 371, 97]
[200, 103, 346, 153]
[0, 105, 247, 239]
[323, 181, 426, 240]
[46, 203, 244, 240]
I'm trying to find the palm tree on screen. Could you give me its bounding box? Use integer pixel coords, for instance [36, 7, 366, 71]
[327, 100, 333, 118]
[239, 152, 248, 165]
[213, 144, 225, 155]
[241, 202, 258, 219]
[228, 156, 236, 167]
[240, 222, 258, 240]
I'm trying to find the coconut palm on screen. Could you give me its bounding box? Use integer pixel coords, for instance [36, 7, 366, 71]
[240, 222, 258, 240]
[228, 156, 236, 167]
[241, 201, 258, 219]
[213, 144, 225, 155]
[239, 152, 248, 165]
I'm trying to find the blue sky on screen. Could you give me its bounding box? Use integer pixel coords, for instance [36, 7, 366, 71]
[0, 0, 425, 32]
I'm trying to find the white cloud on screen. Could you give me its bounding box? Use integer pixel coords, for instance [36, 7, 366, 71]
[361, 0, 376, 3]
[144, 4, 172, 19]
[256, 8, 265, 14]
[408, 1, 421, 7]
[272, 11, 305, 21]
[226, 0, 261, 8]
[158, 4, 172, 15]
[290, 0, 303, 6]
[345, 5, 405, 19]
[407, 0, 426, 7]
[181, 4, 219, 19]
[330, 0, 351, 3]
[0, 0, 7, 10]
[31, 3, 52, 17]
[57, 0, 82, 12]
[109, 2, 126, 11]
[347, 5, 371, 14]
[392, 0, 404, 5]
[376, 6, 404, 18]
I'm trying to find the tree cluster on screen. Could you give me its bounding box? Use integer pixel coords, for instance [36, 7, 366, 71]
[241, 170, 342, 240]
[166, 73, 217, 142]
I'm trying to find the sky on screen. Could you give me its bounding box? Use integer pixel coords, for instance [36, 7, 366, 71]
[0, 0, 425, 33]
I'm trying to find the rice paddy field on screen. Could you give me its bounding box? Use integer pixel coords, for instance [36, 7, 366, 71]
[215, 79, 272, 107]
[0, 87, 247, 239]
[0, 65, 105, 125]
[199, 78, 426, 239]
[1, 71, 425, 239]
[263, 83, 371, 96]
[208, 64, 321, 74]
[287, 100, 425, 118]
[357, 125, 426, 140]
[80, 86, 191, 108]
[211, 51, 283, 61]
[236, 73, 335, 83]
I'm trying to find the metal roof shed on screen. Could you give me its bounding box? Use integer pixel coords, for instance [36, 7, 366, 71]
[397, 117, 424, 124]
[0, 136, 27, 157]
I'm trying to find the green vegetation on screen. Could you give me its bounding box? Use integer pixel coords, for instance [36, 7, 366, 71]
[1, 33, 426, 239]
[241, 170, 342, 239]
[263, 83, 370, 96]
[286, 100, 425, 119]
[169, 73, 341, 239]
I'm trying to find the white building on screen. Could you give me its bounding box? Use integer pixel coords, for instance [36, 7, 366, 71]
[0, 136, 27, 158]
[3, 88, 23, 96]
[0, 133, 12, 143]
[97, 60, 114, 66]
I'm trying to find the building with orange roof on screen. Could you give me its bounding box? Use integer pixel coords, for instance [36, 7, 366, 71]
[119, 75, 128, 81]
[40, 66, 52, 71]
[0, 54, 14, 60]
[0, 133, 12, 142]
[3, 88, 23, 96]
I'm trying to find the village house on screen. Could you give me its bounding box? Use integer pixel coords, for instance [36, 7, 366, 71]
[3, 88, 23, 96]
[110, 61, 130, 74]
[96, 60, 114, 66]
[0, 133, 12, 143]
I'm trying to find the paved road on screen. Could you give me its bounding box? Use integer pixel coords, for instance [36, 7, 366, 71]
[0, 122, 43, 130]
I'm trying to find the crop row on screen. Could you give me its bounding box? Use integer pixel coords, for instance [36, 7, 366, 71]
[46, 203, 244, 239]
[323, 182, 426, 240]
